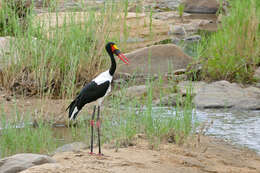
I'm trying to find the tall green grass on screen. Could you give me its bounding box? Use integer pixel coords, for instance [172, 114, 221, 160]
[0, 116, 56, 157]
[0, 0, 125, 98]
[199, 0, 260, 83]
[100, 78, 195, 149]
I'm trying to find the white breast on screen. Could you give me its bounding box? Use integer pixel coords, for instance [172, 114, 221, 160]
[93, 70, 113, 85]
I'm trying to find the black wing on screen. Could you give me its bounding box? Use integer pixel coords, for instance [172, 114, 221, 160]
[67, 81, 110, 119]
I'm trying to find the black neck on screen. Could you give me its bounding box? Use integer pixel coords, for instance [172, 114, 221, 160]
[108, 51, 116, 76]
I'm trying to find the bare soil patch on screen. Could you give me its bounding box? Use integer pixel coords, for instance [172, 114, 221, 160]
[22, 137, 260, 173]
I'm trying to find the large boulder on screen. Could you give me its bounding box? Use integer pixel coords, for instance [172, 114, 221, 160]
[118, 44, 192, 76]
[0, 153, 55, 173]
[183, 0, 219, 14]
[194, 80, 260, 110]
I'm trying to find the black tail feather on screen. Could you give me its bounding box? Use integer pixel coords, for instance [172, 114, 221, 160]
[66, 99, 76, 111]
[67, 99, 79, 120]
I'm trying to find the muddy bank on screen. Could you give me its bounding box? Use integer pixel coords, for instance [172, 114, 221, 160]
[21, 136, 260, 173]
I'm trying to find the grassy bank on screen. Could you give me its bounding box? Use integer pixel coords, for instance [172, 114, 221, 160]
[0, 78, 196, 157]
[0, 0, 132, 98]
[199, 0, 260, 83]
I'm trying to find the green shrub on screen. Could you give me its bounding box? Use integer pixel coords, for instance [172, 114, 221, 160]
[200, 0, 260, 83]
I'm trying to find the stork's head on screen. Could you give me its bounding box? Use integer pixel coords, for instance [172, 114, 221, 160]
[106, 42, 129, 64]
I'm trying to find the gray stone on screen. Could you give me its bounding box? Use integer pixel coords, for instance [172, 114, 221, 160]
[54, 142, 87, 154]
[125, 85, 147, 97]
[118, 44, 192, 76]
[150, 0, 182, 11]
[126, 37, 145, 43]
[113, 72, 132, 83]
[182, 157, 205, 168]
[153, 93, 179, 106]
[153, 11, 190, 21]
[194, 80, 260, 110]
[114, 85, 147, 98]
[177, 81, 207, 96]
[171, 37, 181, 44]
[113, 78, 127, 86]
[169, 25, 186, 35]
[174, 68, 186, 75]
[0, 153, 55, 173]
[184, 0, 219, 14]
[183, 35, 201, 42]
[169, 20, 210, 35]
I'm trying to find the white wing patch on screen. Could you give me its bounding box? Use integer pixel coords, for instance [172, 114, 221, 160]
[93, 70, 113, 85]
[70, 106, 78, 120]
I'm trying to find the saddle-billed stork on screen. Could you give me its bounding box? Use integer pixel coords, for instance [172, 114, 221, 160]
[67, 42, 129, 155]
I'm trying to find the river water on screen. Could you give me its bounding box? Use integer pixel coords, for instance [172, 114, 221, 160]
[160, 107, 260, 154]
[1, 108, 259, 155]
[196, 109, 260, 154]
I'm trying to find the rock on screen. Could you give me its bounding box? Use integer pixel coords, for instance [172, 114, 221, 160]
[182, 157, 205, 168]
[199, 20, 213, 26]
[174, 69, 186, 75]
[118, 44, 192, 76]
[183, 35, 201, 42]
[128, 1, 145, 13]
[194, 80, 260, 110]
[114, 85, 147, 98]
[20, 163, 66, 173]
[153, 93, 179, 106]
[153, 0, 182, 11]
[113, 78, 127, 86]
[53, 142, 87, 154]
[169, 20, 211, 35]
[171, 37, 181, 44]
[177, 81, 207, 96]
[113, 72, 132, 81]
[126, 12, 146, 19]
[126, 37, 145, 43]
[0, 153, 55, 173]
[169, 25, 186, 35]
[125, 85, 147, 97]
[217, 13, 222, 23]
[184, 0, 219, 14]
[153, 11, 190, 20]
[253, 67, 260, 82]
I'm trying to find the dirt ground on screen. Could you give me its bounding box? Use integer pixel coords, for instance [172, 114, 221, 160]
[21, 136, 260, 173]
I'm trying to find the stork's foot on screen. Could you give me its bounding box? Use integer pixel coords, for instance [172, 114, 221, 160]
[97, 153, 104, 156]
[88, 152, 103, 156]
